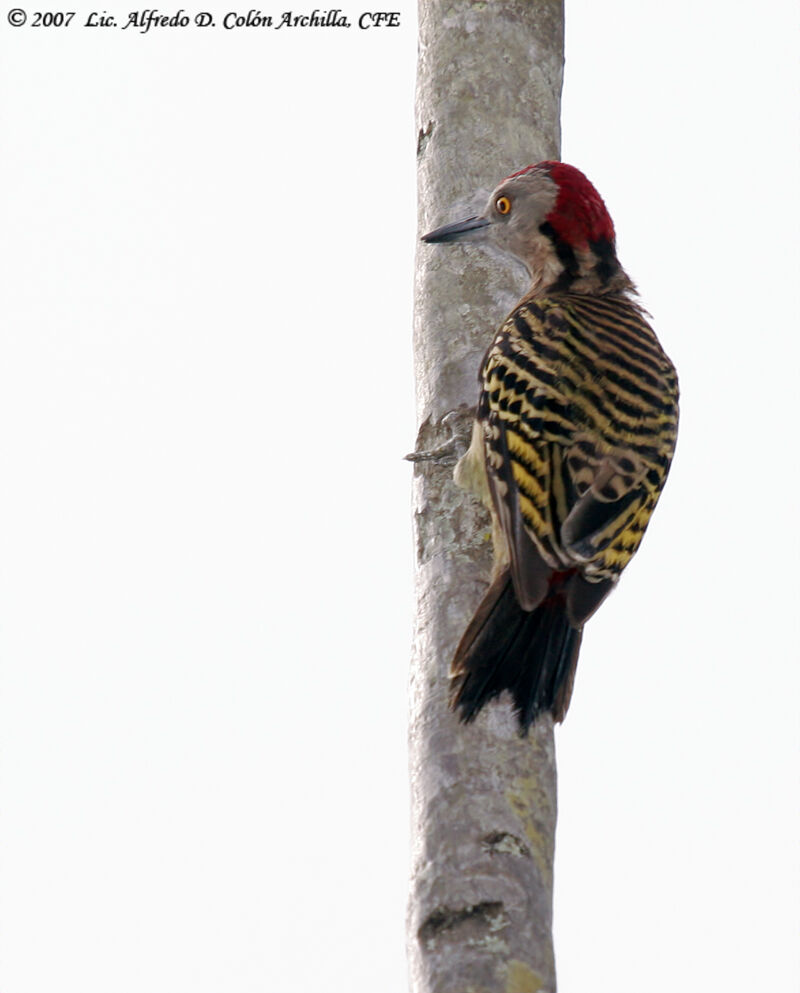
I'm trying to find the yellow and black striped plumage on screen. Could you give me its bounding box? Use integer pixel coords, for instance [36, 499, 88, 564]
[481, 293, 678, 584]
[451, 291, 678, 728]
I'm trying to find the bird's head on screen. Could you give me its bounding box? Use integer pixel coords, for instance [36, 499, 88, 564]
[423, 161, 630, 295]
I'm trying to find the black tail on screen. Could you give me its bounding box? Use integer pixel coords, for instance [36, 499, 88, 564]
[450, 568, 583, 733]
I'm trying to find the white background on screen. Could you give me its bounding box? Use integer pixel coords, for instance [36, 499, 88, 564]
[1, 1, 797, 991]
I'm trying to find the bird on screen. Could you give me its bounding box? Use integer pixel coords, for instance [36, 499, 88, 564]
[422, 161, 679, 732]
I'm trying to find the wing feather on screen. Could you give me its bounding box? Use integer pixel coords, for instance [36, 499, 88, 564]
[478, 294, 678, 590]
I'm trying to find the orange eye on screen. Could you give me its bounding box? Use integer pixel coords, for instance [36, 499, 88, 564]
[495, 195, 511, 215]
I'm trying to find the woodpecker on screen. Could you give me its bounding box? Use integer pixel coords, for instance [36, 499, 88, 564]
[422, 161, 679, 732]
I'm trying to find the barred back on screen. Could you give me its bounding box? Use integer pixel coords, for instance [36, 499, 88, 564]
[479, 293, 679, 585]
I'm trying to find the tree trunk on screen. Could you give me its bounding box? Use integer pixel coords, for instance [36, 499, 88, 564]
[408, 3, 565, 991]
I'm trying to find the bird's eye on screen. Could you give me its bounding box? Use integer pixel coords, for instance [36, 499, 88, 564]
[495, 196, 512, 216]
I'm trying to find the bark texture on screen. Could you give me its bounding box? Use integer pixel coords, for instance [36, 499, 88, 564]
[409, 3, 564, 991]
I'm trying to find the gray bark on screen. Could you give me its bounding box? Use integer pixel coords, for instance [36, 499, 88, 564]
[408, 3, 565, 992]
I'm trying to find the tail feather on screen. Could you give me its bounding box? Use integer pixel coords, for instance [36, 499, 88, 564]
[450, 568, 583, 732]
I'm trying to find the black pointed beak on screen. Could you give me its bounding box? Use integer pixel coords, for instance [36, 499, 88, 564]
[422, 215, 491, 243]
